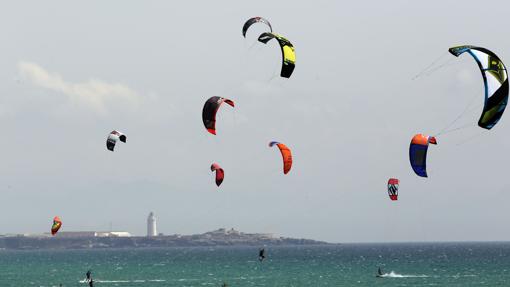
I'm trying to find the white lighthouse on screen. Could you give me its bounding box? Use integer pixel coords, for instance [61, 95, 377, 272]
[147, 212, 157, 237]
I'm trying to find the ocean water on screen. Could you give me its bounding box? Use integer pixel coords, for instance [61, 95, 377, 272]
[1, 243, 510, 287]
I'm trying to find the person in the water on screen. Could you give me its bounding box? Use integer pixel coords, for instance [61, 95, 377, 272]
[377, 267, 383, 277]
[85, 270, 94, 286]
[259, 248, 266, 262]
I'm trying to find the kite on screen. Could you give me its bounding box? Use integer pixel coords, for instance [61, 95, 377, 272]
[387, 178, 399, 201]
[449, 45, 508, 129]
[269, 141, 292, 174]
[409, 134, 437, 178]
[51, 216, 62, 235]
[242, 17, 272, 38]
[106, 130, 126, 151]
[258, 32, 296, 78]
[202, 97, 235, 135]
[210, 163, 224, 187]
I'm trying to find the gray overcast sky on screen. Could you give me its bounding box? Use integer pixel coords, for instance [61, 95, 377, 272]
[1, 0, 510, 243]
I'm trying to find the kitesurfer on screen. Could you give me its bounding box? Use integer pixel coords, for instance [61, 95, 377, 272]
[376, 267, 384, 278]
[259, 248, 266, 262]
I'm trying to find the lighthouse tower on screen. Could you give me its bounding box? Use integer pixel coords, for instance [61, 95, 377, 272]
[147, 212, 157, 237]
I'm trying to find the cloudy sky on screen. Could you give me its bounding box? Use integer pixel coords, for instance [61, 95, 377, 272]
[1, 0, 510, 243]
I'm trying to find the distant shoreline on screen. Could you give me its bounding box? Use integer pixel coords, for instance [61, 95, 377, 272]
[0, 228, 330, 250]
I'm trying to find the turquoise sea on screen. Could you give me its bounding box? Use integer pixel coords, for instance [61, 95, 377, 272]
[1, 243, 510, 287]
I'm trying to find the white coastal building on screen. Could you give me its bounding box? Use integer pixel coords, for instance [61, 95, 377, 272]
[147, 212, 157, 237]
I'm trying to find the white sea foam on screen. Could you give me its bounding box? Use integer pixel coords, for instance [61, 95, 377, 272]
[380, 271, 428, 278]
[78, 279, 167, 283]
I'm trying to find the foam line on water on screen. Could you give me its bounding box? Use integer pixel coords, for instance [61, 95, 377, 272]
[380, 271, 428, 278]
